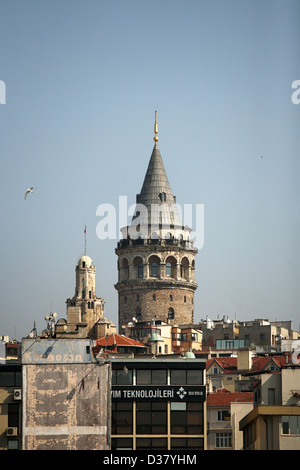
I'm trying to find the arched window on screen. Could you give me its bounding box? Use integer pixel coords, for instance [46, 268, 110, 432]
[166, 262, 172, 277]
[168, 308, 175, 320]
[151, 262, 158, 277]
[180, 257, 189, 280]
[136, 308, 142, 321]
[165, 256, 177, 278]
[149, 255, 160, 278]
[121, 258, 129, 281]
[138, 263, 143, 278]
[133, 256, 143, 279]
[169, 294, 173, 301]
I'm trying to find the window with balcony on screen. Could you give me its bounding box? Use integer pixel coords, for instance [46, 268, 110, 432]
[217, 410, 230, 421]
[215, 432, 232, 448]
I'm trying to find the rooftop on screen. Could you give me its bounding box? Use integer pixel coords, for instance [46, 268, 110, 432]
[207, 389, 253, 406]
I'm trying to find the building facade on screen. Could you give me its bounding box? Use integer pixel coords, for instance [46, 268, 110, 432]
[122, 319, 202, 355]
[240, 366, 300, 449]
[21, 338, 110, 450]
[206, 389, 253, 450]
[0, 363, 22, 450]
[115, 113, 198, 331]
[110, 357, 206, 451]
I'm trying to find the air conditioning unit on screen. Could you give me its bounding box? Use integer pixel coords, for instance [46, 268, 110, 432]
[6, 427, 18, 437]
[13, 389, 22, 400]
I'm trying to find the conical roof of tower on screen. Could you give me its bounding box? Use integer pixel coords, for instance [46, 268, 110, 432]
[137, 144, 175, 207]
[131, 113, 183, 230]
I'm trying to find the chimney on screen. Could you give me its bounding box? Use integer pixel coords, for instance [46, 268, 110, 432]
[237, 349, 252, 371]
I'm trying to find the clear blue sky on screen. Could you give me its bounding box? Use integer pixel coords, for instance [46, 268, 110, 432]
[0, 0, 299, 340]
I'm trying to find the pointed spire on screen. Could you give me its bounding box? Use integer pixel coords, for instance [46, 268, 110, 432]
[130, 112, 183, 230]
[153, 110, 158, 145]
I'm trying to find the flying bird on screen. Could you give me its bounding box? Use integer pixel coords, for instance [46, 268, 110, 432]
[24, 187, 34, 200]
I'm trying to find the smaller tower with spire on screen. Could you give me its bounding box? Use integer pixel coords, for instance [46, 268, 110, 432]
[64, 227, 106, 339]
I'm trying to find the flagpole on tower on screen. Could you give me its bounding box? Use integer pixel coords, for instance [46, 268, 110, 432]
[84, 225, 87, 256]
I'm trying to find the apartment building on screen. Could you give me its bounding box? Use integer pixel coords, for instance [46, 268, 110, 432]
[240, 366, 300, 449]
[206, 349, 290, 393]
[122, 319, 202, 356]
[197, 317, 298, 353]
[0, 363, 22, 450]
[206, 389, 253, 450]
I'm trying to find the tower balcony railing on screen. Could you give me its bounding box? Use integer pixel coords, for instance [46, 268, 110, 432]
[116, 237, 196, 251]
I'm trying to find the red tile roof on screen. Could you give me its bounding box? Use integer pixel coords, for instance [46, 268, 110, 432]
[95, 334, 146, 348]
[206, 355, 290, 373]
[207, 390, 253, 406]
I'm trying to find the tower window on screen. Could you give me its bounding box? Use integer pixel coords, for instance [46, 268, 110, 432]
[89, 290, 92, 299]
[136, 308, 142, 321]
[137, 295, 140, 302]
[153, 294, 156, 301]
[168, 308, 175, 320]
[151, 262, 158, 277]
[138, 263, 143, 278]
[121, 258, 129, 281]
[165, 256, 176, 278]
[82, 261, 85, 268]
[169, 294, 173, 301]
[159, 192, 166, 202]
[180, 257, 189, 280]
[184, 296, 187, 303]
[133, 257, 143, 279]
[166, 262, 172, 277]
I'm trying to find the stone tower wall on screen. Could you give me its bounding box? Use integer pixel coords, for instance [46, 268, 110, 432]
[115, 239, 197, 330]
[118, 282, 195, 328]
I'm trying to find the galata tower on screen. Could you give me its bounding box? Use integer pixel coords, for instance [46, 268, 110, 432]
[115, 112, 198, 331]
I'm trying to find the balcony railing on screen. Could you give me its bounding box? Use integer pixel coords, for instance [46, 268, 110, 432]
[116, 237, 196, 251]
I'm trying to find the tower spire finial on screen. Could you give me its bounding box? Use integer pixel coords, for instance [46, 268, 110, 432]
[153, 110, 158, 145]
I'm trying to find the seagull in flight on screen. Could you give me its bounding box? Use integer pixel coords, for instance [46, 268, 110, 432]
[25, 186, 34, 200]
